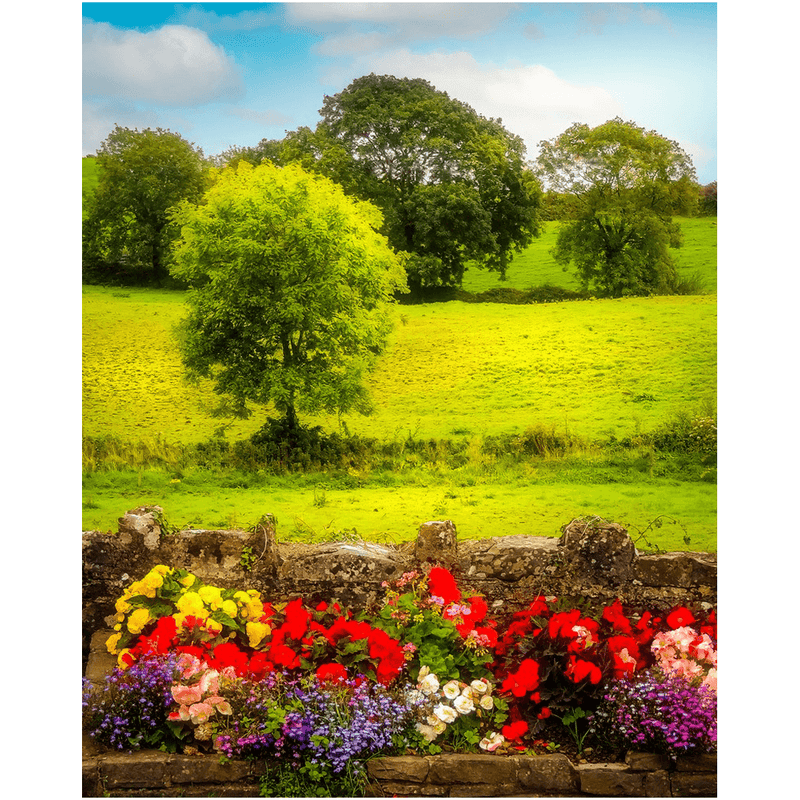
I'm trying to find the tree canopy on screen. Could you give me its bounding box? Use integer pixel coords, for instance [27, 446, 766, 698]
[536, 118, 697, 297]
[169, 161, 407, 432]
[83, 125, 209, 283]
[277, 74, 542, 291]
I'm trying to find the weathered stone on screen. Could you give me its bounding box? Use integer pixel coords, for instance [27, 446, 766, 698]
[459, 535, 560, 582]
[427, 754, 517, 785]
[675, 752, 717, 772]
[516, 753, 579, 792]
[636, 552, 717, 589]
[99, 751, 173, 789]
[625, 751, 671, 772]
[449, 782, 517, 796]
[644, 770, 671, 797]
[415, 520, 458, 565]
[118, 506, 163, 549]
[559, 518, 637, 583]
[168, 754, 253, 783]
[670, 771, 717, 796]
[281, 540, 406, 584]
[369, 780, 433, 796]
[578, 762, 645, 796]
[84, 630, 119, 685]
[367, 755, 431, 782]
[82, 759, 100, 797]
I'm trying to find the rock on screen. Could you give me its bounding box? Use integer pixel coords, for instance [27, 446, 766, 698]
[577, 762, 645, 796]
[559, 517, 637, 583]
[415, 520, 458, 566]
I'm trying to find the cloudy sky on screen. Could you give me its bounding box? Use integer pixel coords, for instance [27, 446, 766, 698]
[82, 2, 717, 183]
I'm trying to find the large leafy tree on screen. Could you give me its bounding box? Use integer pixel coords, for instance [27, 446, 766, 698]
[83, 125, 209, 283]
[169, 161, 407, 433]
[283, 74, 542, 291]
[536, 118, 697, 297]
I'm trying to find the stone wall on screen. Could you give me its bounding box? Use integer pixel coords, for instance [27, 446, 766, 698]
[82, 507, 716, 671]
[82, 749, 717, 797]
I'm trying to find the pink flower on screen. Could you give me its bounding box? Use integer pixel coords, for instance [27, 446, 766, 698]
[703, 668, 717, 692]
[207, 696, 232, 715]
[171, 684, 203, 706]
[176, 653, 203, 679]
[188, 702, 215, 724]
[199, 670, 220, 696]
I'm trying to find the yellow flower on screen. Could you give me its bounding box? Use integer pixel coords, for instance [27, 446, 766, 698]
[117, 649, 132, 669]
[246, 621, 271, 649]
[234, 590, 250, 605]
[179, 573, 196, 588]
[115, 597, 131, 615]
[199, 585, 223, 610]
[105, 632, 121, 654]
[221, 599, 238, 618]
[176, 591, 207, 618]
[128, 579, 156, 599]
[205, 618, 223, 636]
[151, 564, 173, 576]
[127, 607, 152, 635]
[142, 571, 164, 592]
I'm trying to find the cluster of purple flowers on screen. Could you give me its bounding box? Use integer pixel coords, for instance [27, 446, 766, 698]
[223, 674, 412, 773]
[82, 654, 182, 751]
[591, 671, 717, 758]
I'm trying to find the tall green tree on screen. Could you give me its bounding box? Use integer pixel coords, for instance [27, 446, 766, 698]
[169, 161, 407, 433]
[536, 118, 697, 297]
[83, 126, 209, 284]
[285, 74, 542, 291]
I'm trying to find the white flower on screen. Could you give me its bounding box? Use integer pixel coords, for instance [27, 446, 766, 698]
[479, 732, 505, 752]
[418, 665, 431, 680]
[416, 722, 439, 742]
[433, 703, 458, 724]
[419, 673, 440, 696]
[443, 680, 461, 700]
[453, 694, 475, 715]
[470, 679, 489, 695]
[479, 694, 495, 711]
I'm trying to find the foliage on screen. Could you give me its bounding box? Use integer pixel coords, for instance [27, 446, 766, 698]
[291, 74, 542, 290]
[590, 672, 717, 758]
[697, 181, 717, 216]
[369, 568, 498, 684]
[83, 126, 209, 285]
[170, 161, 406, 432]
[536, 118, 698, 297]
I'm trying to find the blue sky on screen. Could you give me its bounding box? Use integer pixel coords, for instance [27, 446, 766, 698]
[82, 2, 717, 183]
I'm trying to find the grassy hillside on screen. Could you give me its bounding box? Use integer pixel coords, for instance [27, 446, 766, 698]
[83, 289, 716, 445]
[461, 217, 717, 294]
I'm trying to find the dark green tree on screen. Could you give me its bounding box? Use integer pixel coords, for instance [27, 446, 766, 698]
[83, 125, 209, 284]
[536, 118, 697, 297]
[286, 74, 542, 291]
[698, 181, 717, 216]
[169, 161, 407, 434]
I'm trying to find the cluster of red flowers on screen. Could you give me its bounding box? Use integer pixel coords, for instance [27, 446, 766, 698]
[427, 566, 498, 648]
[120, 597, 408, 685]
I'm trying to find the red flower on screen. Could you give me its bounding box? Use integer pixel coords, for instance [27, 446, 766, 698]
[666, 606, 696, 629]
[547, 609, 582, 640]
[316, 663, 348, 683]
[475, 626, 498, 648]
[316, 601, 328, 612]
[566, 657, 602, 684]
[268, 642, 301, 670]
[537, 707, 551, 720]
[428, 567, 461, 604]
[284, 598, 311, 640]
[210, 641, 249, 675]
[247, 652, 274, 681]
[467, 595, 488, 623]
[602, 599, 633, 634]
[502, 720, 529, 741]
[501, 658, 540, 697]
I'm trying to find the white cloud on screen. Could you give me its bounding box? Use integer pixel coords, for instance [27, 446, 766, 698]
[170, 5, 280, 32]
[82, 101, 161, 155]
[327, 49, 623, 160]
[83, 22, 243, 106]
[576, 3, 673, 36]
[680, 140, 715, 177]
[287, 2, 516, 40]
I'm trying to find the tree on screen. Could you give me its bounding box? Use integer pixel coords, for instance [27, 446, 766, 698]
[83, 125, 209, 284]
[288, 74, 542, 291]
[169, 161, 407, 433]
[536, 118, 697, 298]
[698, 181, 717, 216]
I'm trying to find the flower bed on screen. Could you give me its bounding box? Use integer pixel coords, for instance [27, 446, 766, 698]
[83, 563, 716, 797]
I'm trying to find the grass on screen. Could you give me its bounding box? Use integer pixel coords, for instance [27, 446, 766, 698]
[82, 214, 716, 551]
[461, 217, 717, 294]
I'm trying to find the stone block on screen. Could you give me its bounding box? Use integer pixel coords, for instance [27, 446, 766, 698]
[427, 754, 517, 785]
[516, 753, 579, 792]
[675, 752, 717, 772]
[99, 751, 172, 789]
[168, 754, 253, 783]
[635, 552, 716, 589]
[626, 751, 671, 772]
[449, 782, 517, 796]
[559, 518, 637, 582]
[84, 630, 118, 684]
[82, 759, 100, 797]
[671, 771, 717, 796]
[459, 535, 560, 582]
[415, 520, 458, 565]
[367, 755, 431, 782]
[644, 770, 671, 797]
[578, 762, 645, 796]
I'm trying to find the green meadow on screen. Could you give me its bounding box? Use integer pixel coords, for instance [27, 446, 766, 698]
[82, 217, 717, 551]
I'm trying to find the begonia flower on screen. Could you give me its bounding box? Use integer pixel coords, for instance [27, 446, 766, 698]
[428, 567, 461, 605]
[454, 694, 475, 715]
